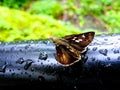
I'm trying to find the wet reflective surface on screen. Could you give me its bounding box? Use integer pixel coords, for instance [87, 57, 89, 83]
[0, 34, 120, 89]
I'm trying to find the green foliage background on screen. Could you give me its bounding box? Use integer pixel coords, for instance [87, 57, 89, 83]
[0, 0, 120, 42]
[0, 6, 84, 42]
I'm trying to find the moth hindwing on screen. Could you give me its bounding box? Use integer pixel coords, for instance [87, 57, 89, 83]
[51, 32, 95, 66]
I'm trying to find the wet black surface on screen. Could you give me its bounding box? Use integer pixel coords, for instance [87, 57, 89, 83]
[0, 34, 120, 89]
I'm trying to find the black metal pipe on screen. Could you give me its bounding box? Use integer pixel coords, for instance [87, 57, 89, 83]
[0, 34, 120, 89]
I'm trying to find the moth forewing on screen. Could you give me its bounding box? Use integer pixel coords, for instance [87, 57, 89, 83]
[63, 32, 95, 52]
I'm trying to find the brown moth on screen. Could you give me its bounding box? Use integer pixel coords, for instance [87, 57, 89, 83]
[51, 32, 95, 66]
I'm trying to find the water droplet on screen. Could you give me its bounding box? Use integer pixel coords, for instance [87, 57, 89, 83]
[11, 73, 15, 76]
[105, 63, 111, 67]
[24, 44, 30, 49]
[83, 56, 88, 63]
[30, 41, 34, 44]
[16, 58, 24, 64]
[28, 75, 31, 78]
[92, 47, 97, 51]
[0, 65, 7, 73]
[24, 72, 28, 75]
[107, 57, 110, 60]
[99, 49, 108, 56]
[91, 57, 96, 61]
[42, 41, 48, 44]
[19, 49, 23, 52]
[31, 68, 34, 72]
[24, 59, 33, 70]
[38, 76, 45, 82]
[117, 56, 120, 60]
[0, 62, 7, 73]
[21, 72, 23, 74]
[17, 68, 21, 70]
[9, 69, 12, 72]
[113, 49, 119, 54]
[10, 47, 15, 51]
[104, 38, 108, 41]
[39, 52, 48, 60]
[41, 62, 43, 65]
[73, 86, 78, 90]
[47, 59, 50, 62]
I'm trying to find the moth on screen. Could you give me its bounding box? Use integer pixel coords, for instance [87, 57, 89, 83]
[51, 32, 95, 66]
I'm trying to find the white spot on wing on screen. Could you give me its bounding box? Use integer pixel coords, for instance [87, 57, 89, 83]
[75, 39, 82, 42]
[72, 37, 77, 40]
[82, 34, 85, 38]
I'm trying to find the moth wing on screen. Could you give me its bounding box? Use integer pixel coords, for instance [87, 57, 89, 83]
[56, 45, 81, 66]
[63, 32, 95, 51]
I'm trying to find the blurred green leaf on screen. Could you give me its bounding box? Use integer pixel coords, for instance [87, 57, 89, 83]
[0, 6, 92, 42]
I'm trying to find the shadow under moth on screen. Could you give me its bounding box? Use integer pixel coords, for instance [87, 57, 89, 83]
[51, 32, 95, 66]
